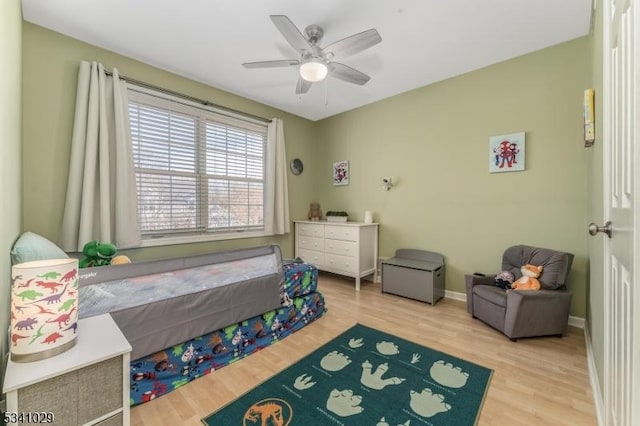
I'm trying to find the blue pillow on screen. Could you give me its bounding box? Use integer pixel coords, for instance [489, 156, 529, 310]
[10, 232, 69, 265]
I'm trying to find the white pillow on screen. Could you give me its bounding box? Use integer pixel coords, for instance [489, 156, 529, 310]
[10, 232, 69, 265]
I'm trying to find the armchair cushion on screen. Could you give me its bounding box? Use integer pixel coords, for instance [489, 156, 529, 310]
[474, 286, 507, 307]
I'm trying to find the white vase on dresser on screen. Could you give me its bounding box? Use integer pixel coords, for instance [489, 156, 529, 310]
[294, 220, 379, 290]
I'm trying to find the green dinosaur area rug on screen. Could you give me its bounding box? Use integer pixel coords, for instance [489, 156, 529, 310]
[202, 324, 492, 426]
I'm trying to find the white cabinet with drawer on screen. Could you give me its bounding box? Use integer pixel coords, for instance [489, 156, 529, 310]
[294, 220, 379, 290]
[3, 314, 131, 426]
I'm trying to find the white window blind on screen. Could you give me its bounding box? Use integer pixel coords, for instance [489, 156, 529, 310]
[127, 88, 268, 239]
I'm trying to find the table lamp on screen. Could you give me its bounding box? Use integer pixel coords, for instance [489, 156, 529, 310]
[10, 258, 79, 362]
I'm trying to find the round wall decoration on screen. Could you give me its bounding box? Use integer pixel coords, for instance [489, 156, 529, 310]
[290, 158, 304, 175]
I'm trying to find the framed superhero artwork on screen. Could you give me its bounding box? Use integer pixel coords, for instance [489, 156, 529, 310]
[333, 160, 349, 186]
[489, 132, 525, 173]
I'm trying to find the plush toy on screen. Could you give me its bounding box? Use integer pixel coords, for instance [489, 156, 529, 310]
[79, 240, 118, 268]
[494, 270, 514, 290]
[308, 201, 323, 221]
[511, 264, 543, 290]
[111, 255, 132, 265]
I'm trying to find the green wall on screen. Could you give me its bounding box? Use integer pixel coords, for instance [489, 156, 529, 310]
[1, 0, 23, 393]
[22, 22, 591, 319]
[316, 37, 590, 317]
[21, 23, 318, 261]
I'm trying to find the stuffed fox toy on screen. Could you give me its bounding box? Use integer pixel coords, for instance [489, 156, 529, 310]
[511, 264, 543, 290]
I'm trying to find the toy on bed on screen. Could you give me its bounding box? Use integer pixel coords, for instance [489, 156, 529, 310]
[511, 264, 543, 290]
[79, 240, 130, 268]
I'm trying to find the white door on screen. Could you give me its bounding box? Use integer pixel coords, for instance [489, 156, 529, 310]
[601, 0, 639, 424]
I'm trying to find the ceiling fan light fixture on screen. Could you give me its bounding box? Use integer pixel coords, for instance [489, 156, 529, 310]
[300, 59, 328, 82]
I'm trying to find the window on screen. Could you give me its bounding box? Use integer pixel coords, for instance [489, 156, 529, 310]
[127, 86, 269, 243]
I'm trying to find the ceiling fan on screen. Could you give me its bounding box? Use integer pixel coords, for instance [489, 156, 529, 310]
[242, 15, 382, 94]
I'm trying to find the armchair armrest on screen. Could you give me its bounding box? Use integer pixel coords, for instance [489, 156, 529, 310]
[465, 274, 497, 287]
[465, 273, 497, 313]
[504, 290, 573, 339]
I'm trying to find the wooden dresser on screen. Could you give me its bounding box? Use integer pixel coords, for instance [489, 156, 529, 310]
[294, 220, 379, 290]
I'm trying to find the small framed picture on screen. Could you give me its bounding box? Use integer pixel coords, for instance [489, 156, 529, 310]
[489, 132, 525, 173]
[333, 160, 349, 186]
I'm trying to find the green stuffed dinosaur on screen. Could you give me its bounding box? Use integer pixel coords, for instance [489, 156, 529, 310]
[79, 240, 118, 268]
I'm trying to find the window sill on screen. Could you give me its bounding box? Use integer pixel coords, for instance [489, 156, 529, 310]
[139, 230, 268, 247]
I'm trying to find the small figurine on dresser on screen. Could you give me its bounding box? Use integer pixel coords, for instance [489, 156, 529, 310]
[308, 201, 323, 221]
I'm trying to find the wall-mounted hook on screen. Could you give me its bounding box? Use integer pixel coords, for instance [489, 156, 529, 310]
[382, 177, 393, 191]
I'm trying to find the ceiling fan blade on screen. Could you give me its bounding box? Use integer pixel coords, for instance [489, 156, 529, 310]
[270, 15, 313, 54]
[322, 29, 382, 59]
[296, 76, 312, 94]
[328, 62, 371, 85]
[242, 59, 300, 69]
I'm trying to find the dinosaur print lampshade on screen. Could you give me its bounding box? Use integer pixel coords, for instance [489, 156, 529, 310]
[10, 258, 79, 362]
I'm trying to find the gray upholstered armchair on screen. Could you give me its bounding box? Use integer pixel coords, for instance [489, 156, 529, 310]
[465, 245, 574, 341]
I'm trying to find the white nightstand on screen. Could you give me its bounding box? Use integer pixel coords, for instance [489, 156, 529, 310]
[3, 314, 132, 425]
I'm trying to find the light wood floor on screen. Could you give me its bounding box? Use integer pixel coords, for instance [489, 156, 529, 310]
[131, 273, 597, 425]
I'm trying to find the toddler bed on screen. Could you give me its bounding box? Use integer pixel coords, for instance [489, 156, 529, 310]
[77, 245, 325, 405]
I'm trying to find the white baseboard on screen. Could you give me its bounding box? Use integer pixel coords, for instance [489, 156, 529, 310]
[584, 324, 605, 425]
[568, 316, 585, 328]
[445, 289, 467, 302]
[444, 290, 585, 329]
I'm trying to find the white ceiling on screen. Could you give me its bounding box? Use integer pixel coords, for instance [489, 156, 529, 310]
[21, 0, 593, 121]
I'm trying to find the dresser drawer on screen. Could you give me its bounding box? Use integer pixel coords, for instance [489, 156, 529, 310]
[324, 239, 356, 258]
[297, 249, 325, 267]
[298, 222, 324, 238]
[298, 236, 324, 252]
[324, 225, 358, 241]
[325, 253, 357, 273]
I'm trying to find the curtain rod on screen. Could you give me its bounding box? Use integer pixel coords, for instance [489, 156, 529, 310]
[104, 69, 272, 124]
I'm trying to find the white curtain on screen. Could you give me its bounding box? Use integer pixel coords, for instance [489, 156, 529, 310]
[264, 118, 290, 235]
[60, 61, 140, 251]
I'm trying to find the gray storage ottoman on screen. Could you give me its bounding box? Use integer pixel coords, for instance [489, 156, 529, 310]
[381, 249, 445, 305]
